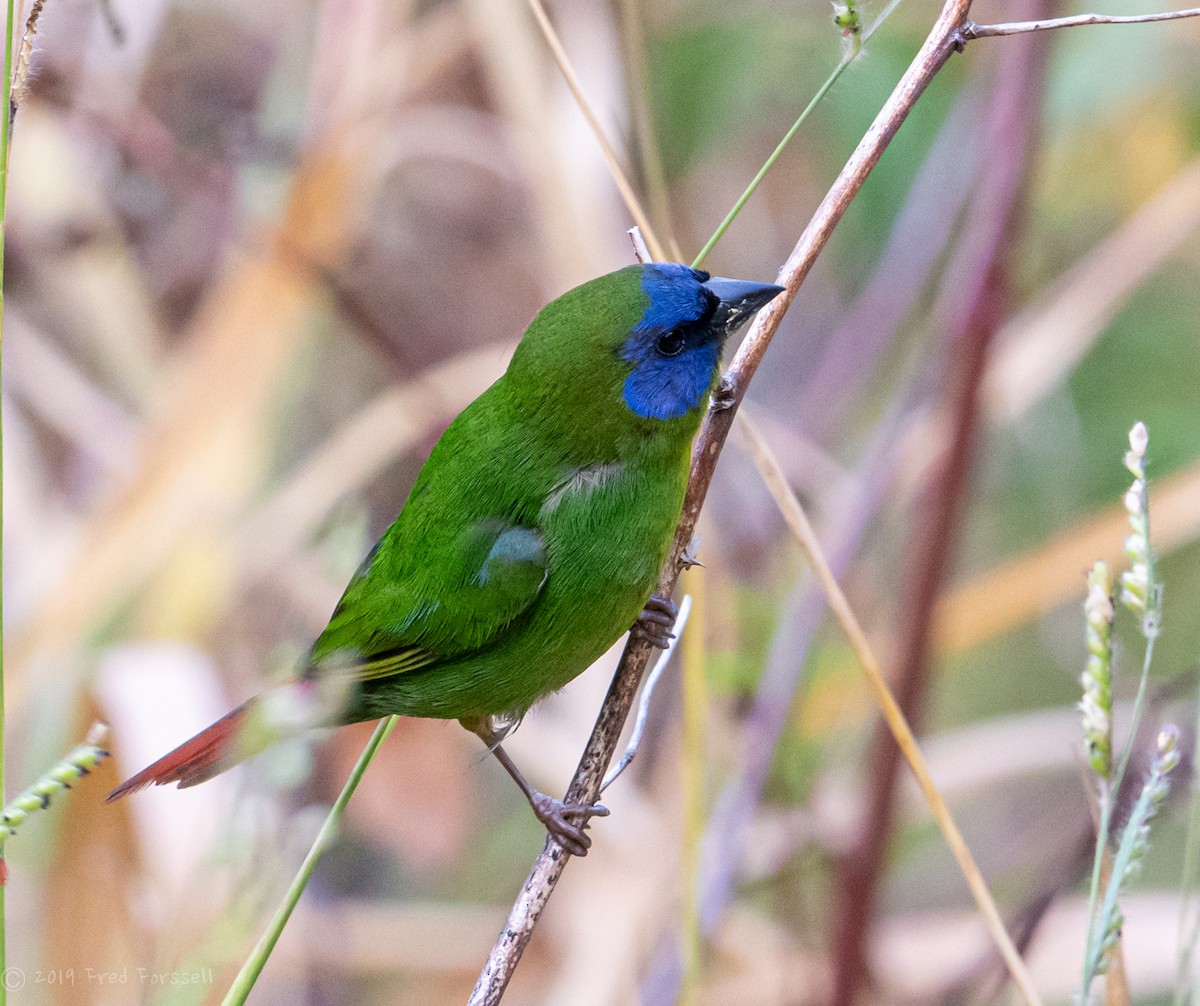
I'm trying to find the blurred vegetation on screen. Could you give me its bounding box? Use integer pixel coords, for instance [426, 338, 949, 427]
[3, 0, 1200, 1003]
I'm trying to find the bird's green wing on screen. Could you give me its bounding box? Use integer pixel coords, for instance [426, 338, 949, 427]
[306, 518, 547, 683]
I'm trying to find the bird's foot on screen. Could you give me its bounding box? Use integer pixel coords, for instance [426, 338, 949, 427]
[529, 792, 610, 857]
[631, 594, 678, 649]
[468, 727, 611, 858]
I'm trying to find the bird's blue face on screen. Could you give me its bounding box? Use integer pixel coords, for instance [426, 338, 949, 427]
[619, 264, 722, 421]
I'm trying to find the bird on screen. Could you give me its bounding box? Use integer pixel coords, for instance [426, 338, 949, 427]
[108, 262, 783, 855]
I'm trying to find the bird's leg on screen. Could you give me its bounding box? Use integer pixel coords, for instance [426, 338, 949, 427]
[463, 717, 609, 857]
[630, 593, 678, 649]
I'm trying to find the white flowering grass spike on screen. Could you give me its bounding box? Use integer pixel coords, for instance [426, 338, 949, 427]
[1118, 422, 1158, 635]
[1080, 561, 1114, 777]
[1124, 421, 1148, 476]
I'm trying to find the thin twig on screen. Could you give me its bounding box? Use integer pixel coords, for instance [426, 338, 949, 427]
[467, 0, 980, 999]
[627, 225, 653, 265]
[963, 5, 1200, 38]
[9, 0, 45, 135]
[737, 412, 1042, 1005]
[601, 594, 691, 792]
[524, 0, 666, 261]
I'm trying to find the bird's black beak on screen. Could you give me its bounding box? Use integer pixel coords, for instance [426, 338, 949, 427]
[702, 276, 786, 337]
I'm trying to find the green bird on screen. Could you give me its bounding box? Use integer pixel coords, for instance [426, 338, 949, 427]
[108, 262, 782, 854]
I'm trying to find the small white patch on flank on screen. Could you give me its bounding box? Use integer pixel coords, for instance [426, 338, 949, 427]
[541, 462, 623, 517]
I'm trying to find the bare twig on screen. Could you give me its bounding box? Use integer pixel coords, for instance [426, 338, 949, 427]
[627, 225, 653, 265]
[468, 0, 981, 1000]
[963, 5, 1200, 38]
[9, 0, 46, 134]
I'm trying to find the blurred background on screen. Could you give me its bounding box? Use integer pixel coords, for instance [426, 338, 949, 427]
[4, 0, 1200, 1003]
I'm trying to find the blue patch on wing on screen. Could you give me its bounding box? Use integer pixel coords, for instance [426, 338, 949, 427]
[620, 264, 721, 421]
[474, 526, 546, 586]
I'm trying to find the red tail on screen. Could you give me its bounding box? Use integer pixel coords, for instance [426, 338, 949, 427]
[106, 701, 254, 801]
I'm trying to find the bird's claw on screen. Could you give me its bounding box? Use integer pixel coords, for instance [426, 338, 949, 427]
[530, 792, 610, 857]
[632, 594, 678, 649]
[712, 374, 738, 410]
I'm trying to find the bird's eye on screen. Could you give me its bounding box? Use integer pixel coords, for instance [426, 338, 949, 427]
[655, 331, 685, 357]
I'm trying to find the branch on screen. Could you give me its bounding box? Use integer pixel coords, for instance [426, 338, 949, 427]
[467, 0, 974, 1000]
[627, 225, 653, 265]
[962, 5, 1200, 38]
[601, 595, 691, 793]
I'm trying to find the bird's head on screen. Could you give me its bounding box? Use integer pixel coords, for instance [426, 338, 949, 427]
[508, 263, 783, 436]
[616, 263, 783, 421]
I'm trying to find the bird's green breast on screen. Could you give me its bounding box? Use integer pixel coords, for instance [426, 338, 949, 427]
[353, 387, 696, 721]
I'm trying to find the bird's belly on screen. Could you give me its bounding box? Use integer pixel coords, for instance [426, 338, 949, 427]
[509, 461, 684, 695]
[543, 465, 674, 607]
[362, 459, 686, 721]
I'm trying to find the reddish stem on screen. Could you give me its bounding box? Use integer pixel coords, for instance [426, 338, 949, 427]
[828, 10, 1053, 1001]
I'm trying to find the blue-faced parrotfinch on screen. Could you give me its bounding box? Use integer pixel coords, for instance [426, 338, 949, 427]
[109, 262, 783, 855]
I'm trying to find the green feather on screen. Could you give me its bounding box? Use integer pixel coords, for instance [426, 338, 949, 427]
[295, 264, 772, 723]
[297, 267, 699, 721]
[107, 263, 783, 813]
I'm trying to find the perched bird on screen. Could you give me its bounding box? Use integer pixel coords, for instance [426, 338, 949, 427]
[108, 262, 782, 854]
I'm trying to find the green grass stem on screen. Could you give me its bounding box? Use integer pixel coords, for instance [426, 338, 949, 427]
[1083, 718, 1176, 987]
[0, 0, 18, 997]
[221, 716, 397, 1005]
[1080, 635, 1157, 996]
[691, 0, 904, 270]
[691, 65, 848, 270]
